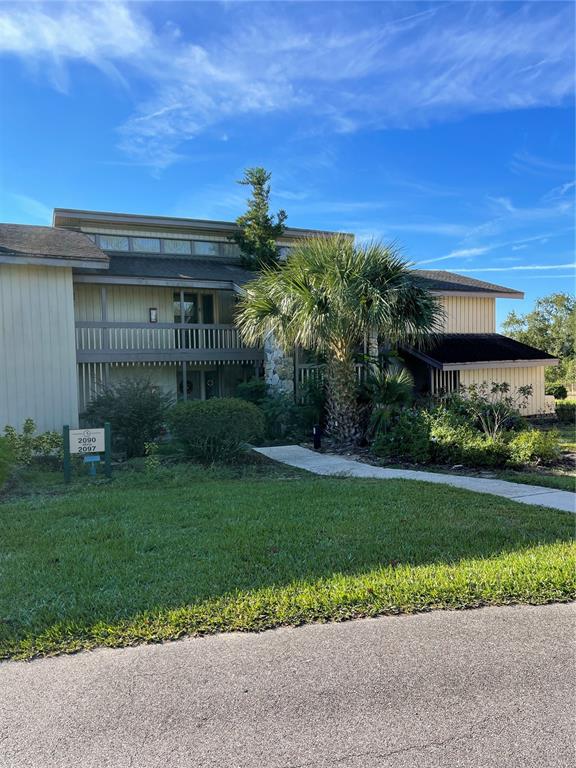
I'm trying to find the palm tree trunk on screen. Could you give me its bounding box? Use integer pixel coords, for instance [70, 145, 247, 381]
[326, 350, 360, 446]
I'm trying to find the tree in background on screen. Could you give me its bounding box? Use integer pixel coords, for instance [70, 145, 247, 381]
[236, 235, 443, 446]
[502, 293, 576, 393]
[232, 167, 287, 270]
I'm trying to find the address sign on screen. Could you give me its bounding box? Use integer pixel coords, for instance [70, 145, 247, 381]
[69, 428, 105, 454]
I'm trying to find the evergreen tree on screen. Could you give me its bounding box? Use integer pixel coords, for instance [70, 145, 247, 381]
[232, 167, 287, 270]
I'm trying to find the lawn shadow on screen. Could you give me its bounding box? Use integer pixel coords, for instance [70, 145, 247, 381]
[1, 474, 574, 653]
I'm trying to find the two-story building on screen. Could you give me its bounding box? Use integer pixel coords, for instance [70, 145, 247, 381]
[0, 209, 557, 432]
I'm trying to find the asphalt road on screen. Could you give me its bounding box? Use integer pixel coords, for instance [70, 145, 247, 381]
[1, 604, 574, 768]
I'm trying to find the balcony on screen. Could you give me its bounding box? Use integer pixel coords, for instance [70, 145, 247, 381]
[75, 322, 263, 364]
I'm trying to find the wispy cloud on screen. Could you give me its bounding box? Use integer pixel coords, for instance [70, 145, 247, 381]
[2, 193, 52, 224]
[0, 1, 573, 168]
[452, 263, 575, 273]
[417, 246, 490, 265]
[510, 150, 575, 177]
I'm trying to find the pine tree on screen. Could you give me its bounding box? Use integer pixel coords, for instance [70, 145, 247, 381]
[232, 168, 287, 270]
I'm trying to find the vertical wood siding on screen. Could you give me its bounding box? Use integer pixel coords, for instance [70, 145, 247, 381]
[74, 284, 235, 324]
[0, 264, 78, 431]
[440, 297, 495, 333]
[459, 366, 548, 415]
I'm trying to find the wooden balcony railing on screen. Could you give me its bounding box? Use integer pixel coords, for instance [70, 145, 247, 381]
[75, 322, 263, 363]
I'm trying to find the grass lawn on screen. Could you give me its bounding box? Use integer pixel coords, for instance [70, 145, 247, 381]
[494, 470, 575, 492]
[1, 464, 574, 660]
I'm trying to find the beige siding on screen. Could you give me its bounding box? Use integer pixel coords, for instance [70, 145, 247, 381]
[74, 284, 235, 324]
[439, 297, 495, 333]
[0, 264, 78, 431]
[107, 286, 174, 323]
[107, 363, 177, 396]
[459, 366, 550, 416]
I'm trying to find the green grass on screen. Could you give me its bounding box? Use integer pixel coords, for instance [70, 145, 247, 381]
[1, 467, 574, 660]
[493, 470, 575, 492]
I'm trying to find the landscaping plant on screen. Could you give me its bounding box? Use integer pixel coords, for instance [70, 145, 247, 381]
[555, 399, 576, 425]
[236, 235, 442, 446]
[507, 429, 561, 466]
[82, 379, 173, 458]
[3, 419, 63, 465]
[372, 408, 430, 463]
[362, 358, 414, 438]
[0, 436, 14, 490]
[168, 397, 265, 462]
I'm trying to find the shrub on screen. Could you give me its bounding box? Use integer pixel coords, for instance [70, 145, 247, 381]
[3, 419, 63, 465]
[260, 393, 318, 442]
[168, 398, 265, 463]
[427, 409, 509, 468]
[0, 437, 14, 490]
[235, 378, 268, 406]
[363, 361, 414, 439]
[546, 383, 568, 400]
[445, 382, 531, 438]
[556, 399, 576, 424]
[237, 380, 320, 442]
[507, 429, 561, 466]
[373, 409, 430, 463]
[82, 379, 173, 458]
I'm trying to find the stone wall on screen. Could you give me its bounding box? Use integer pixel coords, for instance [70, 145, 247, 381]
[264, 333, 295, 396]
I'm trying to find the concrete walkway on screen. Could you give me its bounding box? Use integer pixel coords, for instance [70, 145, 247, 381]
[255, 445, 576, 513]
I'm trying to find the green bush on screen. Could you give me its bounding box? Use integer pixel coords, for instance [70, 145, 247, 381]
[237, 380, 319, 442]
[168, 398, 265, 463]
[82, 379, 173, 458]
[555, 399, 576, 424]
[235, 378, 268, 405]
[0, 437, 14, 490]
[373, 409, 430, 463]
[260, 393, 318, 442]
[507, 430, 561, 466]
[3, 419, 63, 465]
[427, 409, 509, 468]
[546, 383, 568, 400]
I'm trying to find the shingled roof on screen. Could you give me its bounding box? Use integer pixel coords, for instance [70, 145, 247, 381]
[0, 223, 108, 267]
[406, 334, 557, 368]
[413, 270, 523, 297]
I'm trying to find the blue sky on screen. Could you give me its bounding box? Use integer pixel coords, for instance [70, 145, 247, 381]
[0, 0, 574, 326]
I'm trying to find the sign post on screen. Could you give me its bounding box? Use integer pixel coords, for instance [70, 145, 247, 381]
[63, 423, 112, 482]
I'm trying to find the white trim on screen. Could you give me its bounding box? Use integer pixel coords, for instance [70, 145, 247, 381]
[0, 254, 108, 270]
[430, 290, 523, 299]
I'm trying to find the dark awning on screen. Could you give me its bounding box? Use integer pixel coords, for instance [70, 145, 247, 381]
[74, 254, 256, 287]
[402, 334, 558, 371]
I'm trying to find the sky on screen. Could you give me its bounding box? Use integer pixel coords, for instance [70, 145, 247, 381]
[0, 0, 574, 326]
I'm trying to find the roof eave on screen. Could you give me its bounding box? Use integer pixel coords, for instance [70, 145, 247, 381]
[0, 253, 109, 270]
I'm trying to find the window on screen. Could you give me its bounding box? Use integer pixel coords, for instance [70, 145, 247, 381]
[202, 294, 214, 324]
[182, 292, 198, 324]
[163, 239, 192, 255]
[173, 290, 215, 325]
[279, 246, 291, 259]
[193, 240, 219, 257]
[98, 234, 130, 251]
[132, 237, 160, 253]
[221, 242, 240, 259]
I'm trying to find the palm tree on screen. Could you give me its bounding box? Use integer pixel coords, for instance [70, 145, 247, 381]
[236, 235, 443, 445]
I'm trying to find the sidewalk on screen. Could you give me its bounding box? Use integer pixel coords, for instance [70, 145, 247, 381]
[254, 445, 576, 513]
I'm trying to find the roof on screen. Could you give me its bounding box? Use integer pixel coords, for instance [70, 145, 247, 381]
[53, 208, 350, 239]
[81, 254, 256, 285]
[413, 270, 523, 297]
[0, 223, 109, 268]
[405, 334, 557, 368]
